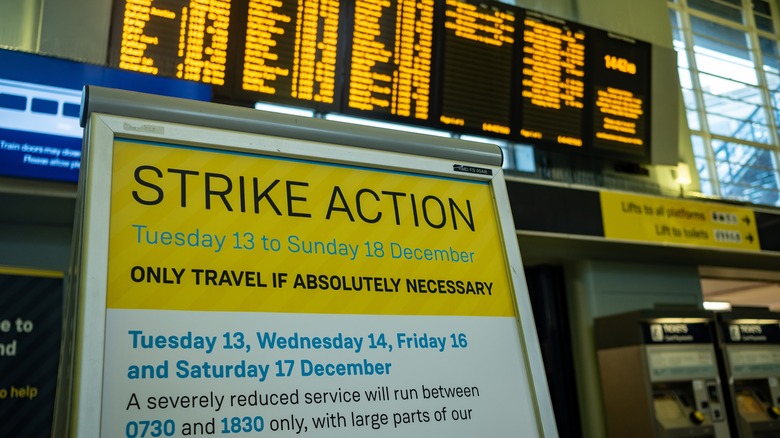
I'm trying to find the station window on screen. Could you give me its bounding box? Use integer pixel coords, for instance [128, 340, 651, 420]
[669, 0, 780, 207]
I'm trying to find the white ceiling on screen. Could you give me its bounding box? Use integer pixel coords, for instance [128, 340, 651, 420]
[701, 278, 780, 312]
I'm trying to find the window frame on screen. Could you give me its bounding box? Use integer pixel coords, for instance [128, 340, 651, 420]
[669, 0, 780, 206]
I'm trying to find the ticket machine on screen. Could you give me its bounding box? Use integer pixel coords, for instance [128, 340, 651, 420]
[596, 309, 731, 438]
[714, 308, 780, 438]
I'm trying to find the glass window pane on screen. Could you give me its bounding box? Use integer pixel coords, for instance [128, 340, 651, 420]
[691, 134, 713, 195]
[689, 0, 743, 23]
[699, 179, 715, 195]
[676, 47, 690, 69]
[691, 17, 749, 54]
[721, 183, 780, 205]
[749, 124, 771, 143]
[679, 67, 693, 88]
[715, 159, 731, 177]
[702, 93, 762, 120]
[765, 63, 780, 85]
[671, 27, 685, 45]
[759, 37, 780, 70]
[753, 0, 772, 16]
[695, 155, 709, 172]
[731, 86, 764, 105]
[770, 89, 780, 124]
[668, 1, 780, 207]
[759, 37, 779, 57]
[687, 109, 702, 130]
[698, 72, 757, 95]
[755, 14, 774, 33]
[693, 35, 753, 65]
[692, 135, 707, 157]
[765, 71, 780, 88]
[682, 88, 698, 109]
[695, 51, 757, 85]
[692, 34, 752, 62]
[713, 139, 737, 161]
[670, 9, 683, 35]
[707, 113, 771, 143]
[713, 141, 776, 170]
[764, 57, 780, 75]
[713, 141, 778, 172]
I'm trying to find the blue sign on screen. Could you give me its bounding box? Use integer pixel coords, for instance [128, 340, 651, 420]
[0, 49, 211, 183]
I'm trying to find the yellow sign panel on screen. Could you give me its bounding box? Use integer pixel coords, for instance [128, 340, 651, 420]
[107, 139, 515, 316]
[601, 191, 760, 251]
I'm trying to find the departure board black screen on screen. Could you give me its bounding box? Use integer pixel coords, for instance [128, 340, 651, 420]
[108, 0, 654, 163]
[437, 0, 515, 137]
[589, 30, 651, 157]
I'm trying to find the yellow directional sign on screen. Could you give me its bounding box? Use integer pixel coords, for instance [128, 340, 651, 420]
[600, 191, 760, 251]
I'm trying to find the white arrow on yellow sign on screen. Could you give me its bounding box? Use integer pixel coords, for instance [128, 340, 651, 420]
[600, 191, 760, 251]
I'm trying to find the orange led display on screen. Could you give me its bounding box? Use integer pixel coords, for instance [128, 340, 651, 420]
[346, 0, 434, 120]
[115, 0, 230, 85]
[519, 10, 585, 147]
[438, 0, 515, 136]
[590, 32, 649, 153]
[240, 0, 340, 103]
[108, 0, 652, 162]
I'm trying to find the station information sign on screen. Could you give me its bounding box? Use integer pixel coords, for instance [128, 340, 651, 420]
[344, 0, 434, 120]
[589, 30, 651, 155]
[110, 0, 230, 85]
[108, 0, 653, 162]
[437, 0, 515, 136]
[0, 268, 63, 437]
[237, 0, 341, 105]
[518, 10, 586, 148]
[62, 87, 557, 436]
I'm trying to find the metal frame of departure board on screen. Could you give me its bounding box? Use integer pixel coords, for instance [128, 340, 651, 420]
[106, 0, 653, 163]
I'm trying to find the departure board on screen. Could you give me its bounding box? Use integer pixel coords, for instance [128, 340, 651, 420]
[438, 0, 515, 136]
[237, 0, 341, 105]
[590, 30, 650, 155]
[108, 0, 655, 163]
[344, 0, 434, 120]
[519, 10, 586, 148]
[110, 0, 231, 85]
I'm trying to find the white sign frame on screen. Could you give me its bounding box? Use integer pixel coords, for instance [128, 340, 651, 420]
[59, 87, 557, 437]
